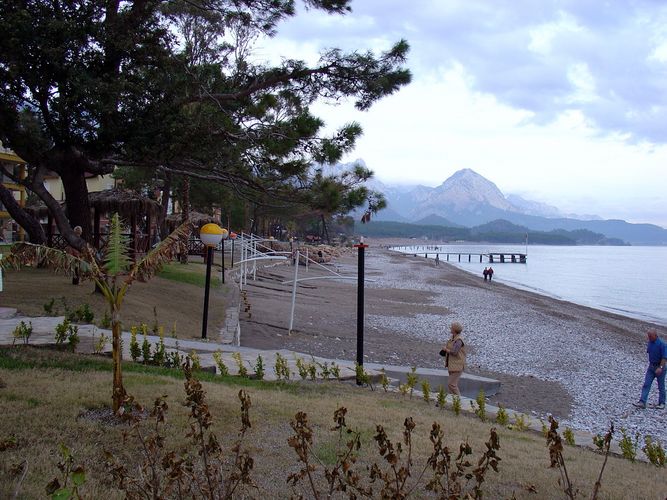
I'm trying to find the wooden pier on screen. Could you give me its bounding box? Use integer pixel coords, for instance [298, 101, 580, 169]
[406, 250, 527, 263]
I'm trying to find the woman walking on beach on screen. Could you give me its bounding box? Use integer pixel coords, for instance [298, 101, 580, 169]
[441, 322, 466, 395]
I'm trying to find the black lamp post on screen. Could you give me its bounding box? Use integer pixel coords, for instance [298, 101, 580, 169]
[354, 237, 368, 385]
[200, 223, 224, 339]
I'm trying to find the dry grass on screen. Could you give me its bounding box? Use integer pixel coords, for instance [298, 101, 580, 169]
[1, 259, 231, 339]
[0, 347, 665, 499]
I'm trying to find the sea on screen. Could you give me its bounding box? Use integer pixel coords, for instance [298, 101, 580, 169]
[393, 244, 667, 326]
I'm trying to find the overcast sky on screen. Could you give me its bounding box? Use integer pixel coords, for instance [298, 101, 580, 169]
[258, 0, 667, 227]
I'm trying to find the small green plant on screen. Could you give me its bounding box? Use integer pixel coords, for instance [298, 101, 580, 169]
[94, 332, 110, 355]
[76, 303, 94, 323]
[317, 361, 331, 380]
[470, 389, 486, 422]
[12, 320, 32, 345]
[452, 395, 461, 416]
[495, 405, 509, 426]
[330, 362, 341, 379]
[511, 413, 531, 432]
[398, 383, 409, 397]
[274, 353, 290, 380]
[642, 435, 666, 467]
[67, 325, 80, 352]
[46, 444, 86, 499]
[212, 351, 229, 375]
[541, 419, 549, 438]
[232, 352, 248, 377]
[170, 320, 178, 338]
[189, 350, 201, 371]
[55, 319, 78, 350]
[55, 319, 71, 345]
[436, 386, 447, 409]
[421, 379, 431, 403]
[168, 351, 182, 368]
[563, 427, 575, 446]
[619, 428, 639, 462]
[295, 357, 308, 380]
[354, 362, 372, 389]
[307, 361, 317, 381]
[129, 326, 141, 362]
[99, 310, 112, 329]
[153, 327, 166, 366]
[43, 298, 56, 315]
[406, 366, 418, 398]
[141, 332, 152, 364]
[380, 369, 389, 392]
[592, 433, 605, 451]
[254, 355, 265, 380]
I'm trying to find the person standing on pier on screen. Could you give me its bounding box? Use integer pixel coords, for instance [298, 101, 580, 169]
[633, 329, 666, 409]
[440, 322, 466, 396]
[435, 254, 440, 266]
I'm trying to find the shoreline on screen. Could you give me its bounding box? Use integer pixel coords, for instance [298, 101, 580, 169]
[239, 243, 667, 446]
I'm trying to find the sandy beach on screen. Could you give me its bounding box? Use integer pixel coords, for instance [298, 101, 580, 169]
[238, 241, 667, 447]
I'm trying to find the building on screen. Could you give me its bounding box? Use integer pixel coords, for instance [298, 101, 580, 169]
[0, 142, 26, 241]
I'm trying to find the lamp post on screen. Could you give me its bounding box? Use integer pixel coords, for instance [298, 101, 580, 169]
[353, 236, 368, 385]
[200, 223, 225, 339]
[230, 232, 237, 268]
[220, 228, 229, 284]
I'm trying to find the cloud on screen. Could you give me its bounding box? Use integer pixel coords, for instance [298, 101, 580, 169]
[274, 0, 667, 144]
[255, 1, 667, 227]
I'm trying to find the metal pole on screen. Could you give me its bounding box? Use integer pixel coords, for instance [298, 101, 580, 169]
[231, 238, 235, 268]
[202, 245, 213, 339]
[221, 239, 225, 284]
[355, 240, 368, 384]
[288, 250, 299, 335]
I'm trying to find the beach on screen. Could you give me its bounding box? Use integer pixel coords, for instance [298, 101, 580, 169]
[238, 243, 666, 446]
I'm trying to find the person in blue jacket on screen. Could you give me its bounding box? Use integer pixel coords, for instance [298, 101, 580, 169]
[633, 329, 667, 409]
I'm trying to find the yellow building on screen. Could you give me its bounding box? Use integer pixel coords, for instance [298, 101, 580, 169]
[0, 142, 26, 241]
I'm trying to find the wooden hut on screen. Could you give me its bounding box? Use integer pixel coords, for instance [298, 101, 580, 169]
[26, 188, 161, 255]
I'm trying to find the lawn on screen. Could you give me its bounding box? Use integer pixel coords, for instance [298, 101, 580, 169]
[0, 347, 665, 499]
[0, 260, 231, 339]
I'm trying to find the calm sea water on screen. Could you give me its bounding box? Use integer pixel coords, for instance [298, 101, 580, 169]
[394, 244, 667, 326]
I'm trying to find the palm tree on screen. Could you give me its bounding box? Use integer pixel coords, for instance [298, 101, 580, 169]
[1, 213, 191, 412]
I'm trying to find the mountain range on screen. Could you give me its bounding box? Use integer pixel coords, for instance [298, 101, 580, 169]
[335, 162, 667, 245]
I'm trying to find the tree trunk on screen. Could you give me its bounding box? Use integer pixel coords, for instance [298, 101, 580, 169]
[60, 166, 92, 241]
[320, 214, 331, 245]
[180, 177, 190, 263]
[111, 310, 125, 413]
[0, 184, 46, 243]
[159, 173, 171, 238]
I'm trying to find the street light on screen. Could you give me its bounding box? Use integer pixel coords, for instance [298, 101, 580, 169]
[200, 223, 226, 339]
[220, 227, 229, 284]
[229, 231, 237, 268]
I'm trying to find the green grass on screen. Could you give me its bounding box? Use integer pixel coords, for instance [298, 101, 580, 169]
[158, 262, 222, 288]
[0, 346, 341, 398]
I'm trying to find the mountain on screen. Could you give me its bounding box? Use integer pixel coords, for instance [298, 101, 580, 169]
[355, 167, 667, 245]
[413, 214, 462, 227]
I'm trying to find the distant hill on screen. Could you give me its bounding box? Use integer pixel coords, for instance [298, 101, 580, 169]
[358, 167, 667, 245]
[354, 219, 628, 246]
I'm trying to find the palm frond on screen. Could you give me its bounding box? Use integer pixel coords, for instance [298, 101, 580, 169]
[126, 221, 193, 284]
[0, 242, 93, 279]
[103, 213, 131, 276]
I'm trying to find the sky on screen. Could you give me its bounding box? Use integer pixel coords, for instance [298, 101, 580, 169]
[256, 0, 667, 227]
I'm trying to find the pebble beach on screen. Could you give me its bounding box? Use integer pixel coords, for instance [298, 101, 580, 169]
[239, 242, 667, 448]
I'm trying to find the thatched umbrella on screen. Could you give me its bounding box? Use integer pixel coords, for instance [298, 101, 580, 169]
[166, 211, 218, 230]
